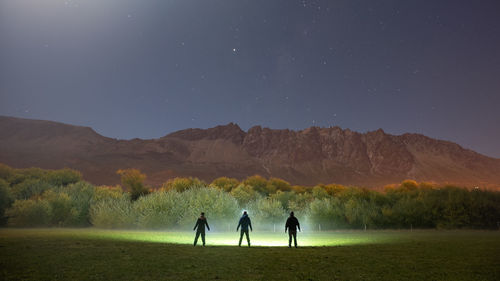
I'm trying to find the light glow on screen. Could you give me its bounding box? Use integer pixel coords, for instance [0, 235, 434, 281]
[80, 229, 391, 247]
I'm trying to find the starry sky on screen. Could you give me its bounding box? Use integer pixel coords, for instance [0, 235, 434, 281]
[1, 0, 500, 157]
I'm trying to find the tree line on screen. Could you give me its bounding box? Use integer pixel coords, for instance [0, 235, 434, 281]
[0, 164, 499, 230]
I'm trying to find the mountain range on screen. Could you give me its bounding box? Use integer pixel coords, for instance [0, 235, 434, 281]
[1, 116, 499, 189]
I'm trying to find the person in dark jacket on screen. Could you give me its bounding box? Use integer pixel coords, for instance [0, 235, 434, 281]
[285, 211, 301, 248]
[237, 211, 252, 247]
[193, 212, 210, 246]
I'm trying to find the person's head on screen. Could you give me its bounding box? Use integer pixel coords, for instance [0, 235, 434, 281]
[200, 212, 205, 217]
[243, 211, 247, 216]
[290, 211, 294, 217]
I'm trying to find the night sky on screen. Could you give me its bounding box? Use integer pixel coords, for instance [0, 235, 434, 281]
[1, 0, 499, 157]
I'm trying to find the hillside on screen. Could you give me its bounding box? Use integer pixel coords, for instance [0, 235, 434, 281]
[1, 116, 499, 188]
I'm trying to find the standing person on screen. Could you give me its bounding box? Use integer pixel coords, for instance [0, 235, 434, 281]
[285, 211, 301, 248]
[193, 212, 210, 246]
[237, 211, 252, 247]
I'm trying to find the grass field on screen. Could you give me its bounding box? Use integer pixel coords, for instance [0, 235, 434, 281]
[1, 229, 499, 280]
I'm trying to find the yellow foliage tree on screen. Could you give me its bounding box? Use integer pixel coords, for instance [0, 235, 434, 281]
[116, 169, 149, 200]
[210, 177, 240, 192]
[161, 177, 205, 192]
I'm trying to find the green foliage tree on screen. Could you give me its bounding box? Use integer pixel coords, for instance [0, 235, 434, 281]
[177, 187, 240, 230]
[288, 192, 313, 213]
[270, 190, 296, 210]
[308, 198, 345, 230]
[43, 168, 82, 186]
[53, 181, 97, 226]
[11, 179, 52, 200]
[90, 194, 136, 228]
[134, 190, 184, 229]
[250, 197, 285, 231]
[6, 199, 52, 227]
[0, 179, 13, 225]
[43, 190, 75, 226]
[230, 184, 261, 207]
[311, 185, 329, 199]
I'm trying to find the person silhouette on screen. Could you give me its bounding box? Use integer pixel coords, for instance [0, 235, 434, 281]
[237, 211, 252, 247]
[193, 212, 210, 246]
[285, 211, 301, 248]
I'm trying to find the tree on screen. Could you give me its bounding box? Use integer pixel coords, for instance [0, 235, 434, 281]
[291, 185, 307, 194]
[322, 184, 346, 196]
[270, 190, 296, 210]
[311, 185, 329, 199]
[11, 179, 52, 200]
[116, 169, 149, 201]
[210, 177, 240, 192]
[268, 178, 291, 192]
[0, 179, 13, 225]
[161, 177, 205, 192]
[0, 163, 14, 182]
[42, 190, 74, 226]
[244, 175, 273, 195]
[252, 198, 285, 231]
[231, 184, 261, 207]
[90, 194, 136, 228]
[6, 199, 52, 227]
[44, 168, 82, 186]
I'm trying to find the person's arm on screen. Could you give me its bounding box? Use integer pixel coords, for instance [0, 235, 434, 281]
[206, 220, 210, 231]
[249, 218, 253, 231]
[285, 218, 289, 232]
[297, 220, 301, 232]
[236, 218, 241, 231]
[193, 219, 198, 231]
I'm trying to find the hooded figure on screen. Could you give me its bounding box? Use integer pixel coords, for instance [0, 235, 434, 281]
[193, 212, 210, 246]
[285, 211, 301, 248]
[236, 211, 253, 247]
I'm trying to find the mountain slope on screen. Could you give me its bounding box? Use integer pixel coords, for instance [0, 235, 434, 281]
[1, 116, 499, 188]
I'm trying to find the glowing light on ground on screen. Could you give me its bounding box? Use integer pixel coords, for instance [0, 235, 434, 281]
[75, 229, 391, 247]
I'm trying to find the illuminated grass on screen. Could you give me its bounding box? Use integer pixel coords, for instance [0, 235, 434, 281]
[1, 229, 499, 280]
[0, 228, 406, 247]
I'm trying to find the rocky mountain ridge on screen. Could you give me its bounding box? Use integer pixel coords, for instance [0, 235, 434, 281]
[1, 116, 499, 188]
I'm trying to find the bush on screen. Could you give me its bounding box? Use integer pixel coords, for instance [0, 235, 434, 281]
[90, 194, 136, 229]
[134, 191, 184, 229]
[176, 187, 240, 230]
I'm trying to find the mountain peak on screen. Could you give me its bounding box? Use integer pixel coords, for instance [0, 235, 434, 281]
[165, 122, 245, 143]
